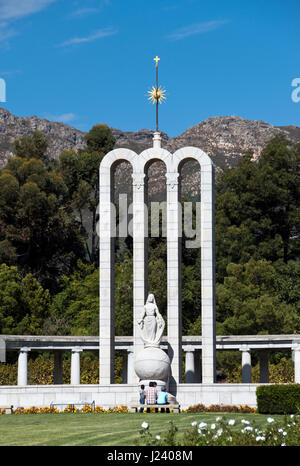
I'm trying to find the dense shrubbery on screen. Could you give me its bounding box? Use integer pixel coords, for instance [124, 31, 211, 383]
[256, 384, 300, 414]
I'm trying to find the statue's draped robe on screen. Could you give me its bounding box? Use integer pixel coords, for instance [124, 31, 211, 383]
[139, 301, 165, 348]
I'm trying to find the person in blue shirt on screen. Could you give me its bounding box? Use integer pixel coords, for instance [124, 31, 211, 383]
[157, 386, 169, 412]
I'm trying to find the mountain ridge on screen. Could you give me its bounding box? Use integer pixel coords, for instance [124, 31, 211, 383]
[1, 107, 300, 169]
[1, 108, 299, 199]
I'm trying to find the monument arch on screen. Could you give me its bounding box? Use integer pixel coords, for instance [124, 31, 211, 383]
[99, 139, 216, 391]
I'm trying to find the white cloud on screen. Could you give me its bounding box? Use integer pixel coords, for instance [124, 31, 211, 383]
[45, 113, 77, 123]
[167, 20, 229, 41]
[0, 0, 58, 45]
[71, 8, 100, 18]
[0, 0, 57, 21]
[0, 69, 20, 76]
[58, 27, 117, 47]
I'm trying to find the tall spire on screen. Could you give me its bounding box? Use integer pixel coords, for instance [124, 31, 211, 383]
[147, 56, 166, 140]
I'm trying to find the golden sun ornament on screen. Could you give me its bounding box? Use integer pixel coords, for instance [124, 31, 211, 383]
[147, 85, 166, 104]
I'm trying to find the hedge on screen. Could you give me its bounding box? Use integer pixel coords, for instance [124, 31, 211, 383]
[256, 384, 300, 414]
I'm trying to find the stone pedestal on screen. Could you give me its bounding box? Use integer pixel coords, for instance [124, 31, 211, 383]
[153, 132, 161, 148]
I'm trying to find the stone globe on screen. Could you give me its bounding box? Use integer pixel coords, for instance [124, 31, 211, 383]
[134, 347, 170, 382]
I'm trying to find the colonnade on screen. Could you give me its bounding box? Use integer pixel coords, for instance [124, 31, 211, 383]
[15, 344, 300, 386]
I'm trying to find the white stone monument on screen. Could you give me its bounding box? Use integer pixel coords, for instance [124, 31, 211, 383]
[99, 57, 216, 393]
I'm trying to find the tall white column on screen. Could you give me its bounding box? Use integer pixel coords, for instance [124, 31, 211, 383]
[127, 347, 135, 384]
[259, 350, 269, 383]
[18, 348, 30, 386]
[185, 346, 195, 383]
[201, 163, 216, 384]
[132, 172, 148, 382]
[240, 346, 252, 383]
[166, 171, 182, 389]
[99, 164, 115, 385]
[293, 344, 300, 383]
[53, 351, 63, 384]
[71, 348, 82, 385]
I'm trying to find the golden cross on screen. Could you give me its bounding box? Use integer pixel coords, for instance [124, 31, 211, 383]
[153, 56, 160, 65]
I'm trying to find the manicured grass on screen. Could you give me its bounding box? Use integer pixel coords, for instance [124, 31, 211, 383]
[0, 412, 287, 446]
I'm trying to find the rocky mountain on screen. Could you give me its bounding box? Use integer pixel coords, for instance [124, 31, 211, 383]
[0, 108, 299, 199]
[0, 107, 87, 167]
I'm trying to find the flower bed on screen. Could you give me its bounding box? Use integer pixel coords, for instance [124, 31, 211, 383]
[184, 404, 256, 413]
[1, 404, 129, 414]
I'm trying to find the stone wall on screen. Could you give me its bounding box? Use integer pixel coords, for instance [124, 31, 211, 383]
[0, 384, 258, 410]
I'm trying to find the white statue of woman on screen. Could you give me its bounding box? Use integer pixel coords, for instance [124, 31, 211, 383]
[137, 293, 165, 348]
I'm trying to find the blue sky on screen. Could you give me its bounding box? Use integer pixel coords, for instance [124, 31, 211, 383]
[0, 0, 299, 136]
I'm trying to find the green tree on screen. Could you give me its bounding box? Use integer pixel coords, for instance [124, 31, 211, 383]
[48, 261, 99, 336]
[58, 124, 115, 264]
[84, 124, 115, 154]
[215, 136, 300, 281]
[12, 131, 49, 163]
[115, 254, 133, 335]
[58, 150, 101, 263]
[0, 263, 50, 334]
[189, 259, 300, 336]
[48, 258, 133, 336]
[0, 152, 85, 290]
[216, 259, 299, 335]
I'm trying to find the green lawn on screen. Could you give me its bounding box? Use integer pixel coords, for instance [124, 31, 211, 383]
[0, 412, 287, 446]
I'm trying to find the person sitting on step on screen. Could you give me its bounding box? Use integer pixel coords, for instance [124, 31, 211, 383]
[157, 386, 169, 413]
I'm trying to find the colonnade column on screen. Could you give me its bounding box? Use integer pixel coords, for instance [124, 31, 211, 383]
[293, 343, 300, 383]
[240, 346, 252, 383]
[185, 346, 195, 383]
[259, 350, 269, 383]
[70, 348, 82, 385]
[53, 350, 63, 384]
[166, 171, 182, 389]
[127, 347, 135, 384]
[132, 171, 148, 382]
[18, 347, 31, 386]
